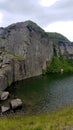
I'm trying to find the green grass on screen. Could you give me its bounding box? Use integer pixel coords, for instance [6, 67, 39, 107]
[45, 56, 73, 74]
[1, 106, 73, 130]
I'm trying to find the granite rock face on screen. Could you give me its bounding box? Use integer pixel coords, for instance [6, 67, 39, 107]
[58, 42, 73, 59]
[0, 20, 53, 84]
[53, 41, 73, 59]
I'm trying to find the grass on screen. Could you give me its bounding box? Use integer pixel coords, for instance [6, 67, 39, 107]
[0, 106, 73, 130]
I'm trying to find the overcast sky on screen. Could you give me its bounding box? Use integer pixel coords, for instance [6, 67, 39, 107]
[0, 0, 73, 41]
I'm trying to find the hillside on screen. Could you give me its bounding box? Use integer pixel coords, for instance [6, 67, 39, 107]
[45, 32, 73, 74]
[47, 32, 73, 58]
[47, 32, 71, 45]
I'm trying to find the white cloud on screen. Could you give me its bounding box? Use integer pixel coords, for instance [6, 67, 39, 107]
[0, 0, 73, 40]
[0, 12, 3, 25]
[39, 0, 60, 7]
[44, 21, 73, 41]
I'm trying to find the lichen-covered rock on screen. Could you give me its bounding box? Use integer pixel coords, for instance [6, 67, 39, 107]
[10, 98, 22, 110]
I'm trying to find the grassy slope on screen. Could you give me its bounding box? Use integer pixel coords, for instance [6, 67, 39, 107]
[0, 106, 73, 130]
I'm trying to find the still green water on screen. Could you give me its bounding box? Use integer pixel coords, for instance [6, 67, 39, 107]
[9, 73, 73, 115]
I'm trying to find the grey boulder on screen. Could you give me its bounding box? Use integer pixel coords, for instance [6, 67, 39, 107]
[0, 91, 9, 101]
[1, 106, 10, 113]
[10, 98, 22, 110]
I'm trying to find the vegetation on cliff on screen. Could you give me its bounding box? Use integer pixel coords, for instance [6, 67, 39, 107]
[45, 56, 73, 74]
[4, 50, 25, 61]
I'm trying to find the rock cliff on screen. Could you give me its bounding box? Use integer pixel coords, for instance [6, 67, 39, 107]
[48, 32, 73, 59]
[0, 21, 73, 90]
[0, 20, 53, 90]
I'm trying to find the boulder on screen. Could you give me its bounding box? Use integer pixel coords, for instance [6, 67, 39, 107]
[1, 106, 10, 113]
[10, 98, 22, 110]
[0, 91, 9, 101]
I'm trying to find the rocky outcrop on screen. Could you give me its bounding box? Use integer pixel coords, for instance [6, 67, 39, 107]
[0, 20, 53, 90]
[53, 42, 73, 59]
[48, 32, 73, 59]
[58, 42, 73, 59]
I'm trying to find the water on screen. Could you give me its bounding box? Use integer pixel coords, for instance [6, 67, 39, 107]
[8, 73, 73, 115]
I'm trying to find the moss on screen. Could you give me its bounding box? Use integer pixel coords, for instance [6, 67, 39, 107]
[3, 51, 25, 61]
[13, 55, 24, 61]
